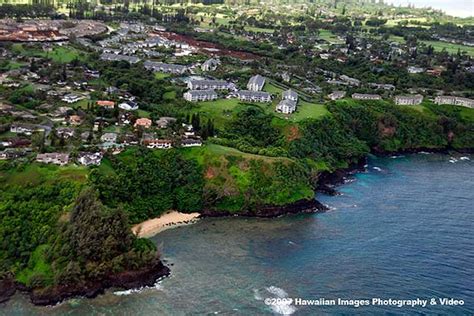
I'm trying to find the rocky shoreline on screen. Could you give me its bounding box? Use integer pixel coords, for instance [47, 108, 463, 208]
[2, 148, 471, 307]
[0, 259, 170, 307]
[201, 198, 329, 218]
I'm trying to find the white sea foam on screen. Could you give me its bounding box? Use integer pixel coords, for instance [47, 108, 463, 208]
[266, 286, 288, 298]
[449, 158, 458, 163]
[264, 286, 297, 315]
[459, 156, 470, 161]
[373, 166, 382, 171]
[113, 280, 163, 296]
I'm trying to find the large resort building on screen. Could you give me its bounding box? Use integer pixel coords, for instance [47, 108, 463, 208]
[395, 94, 423, 105]
[352, 93, 382, 101]
[144, 61, 187, 74]
[247, 75, 266, 91]
[236, 90, 271, 103]
[435, 96, 474, 108]
[184, 90, 218, 102]
[187, 80, 232, 90]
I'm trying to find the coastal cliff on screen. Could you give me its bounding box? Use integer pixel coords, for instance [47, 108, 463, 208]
[0, 259, 169, 306]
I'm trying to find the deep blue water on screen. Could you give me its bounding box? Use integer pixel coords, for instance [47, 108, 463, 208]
[2, 153, 473, 315]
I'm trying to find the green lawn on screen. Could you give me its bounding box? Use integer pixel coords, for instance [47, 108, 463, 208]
[0, 163, 88, 187]
[263, 82, 285, 95]
[11, 44, 84, 63]
[191, 98, 245, 129]
[137, 109, 151, 118]
[154, 72, 171, 80]
[288, 101, 329, 121]
[244, 26, 274, 33]
[163, 90, 177, 100]
[420, 40, 474, 56]
[318, 29, 345, 44]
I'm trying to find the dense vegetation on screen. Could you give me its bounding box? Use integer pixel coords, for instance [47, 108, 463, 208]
[0, 165, 157, 289]
[90, 149, 204, 223]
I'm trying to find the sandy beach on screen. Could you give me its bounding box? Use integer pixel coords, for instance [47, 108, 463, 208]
[132, 211, 201, 238]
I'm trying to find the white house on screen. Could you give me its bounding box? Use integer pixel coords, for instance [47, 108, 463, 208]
[247, 75, 266, 91]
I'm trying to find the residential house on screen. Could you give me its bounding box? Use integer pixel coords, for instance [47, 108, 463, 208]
[156, 117, 177, 129]
[236, 90, 271, 103]
[188, 80, 232, 90]
[101, 132, 118, 143]
[97, 100, 115, 109]
[61, 94, 83, 103]
[36, 153, 69, 166]
[56, 127, 75, 139]
[184, 90, 218, 102]
[118, 101, 139, 111]
[395, 95, 423, 105]
[369, 83, 396, 91]
[328, 91, 346, 100]
[276, 99, 297, 114]
[143, 136, 173, 149]
[10, 123, 43, 135]
[134, 118, 152, 129]
[247, 75, 266, 91]
[201, 58, 220, 71]
[340, 75, 360, 87]
[77, 152, 103, 166]
[68, 115, 82, 125]
[407, 66, 425, 74]
[352, 93, 382, 101]
[181, 138, 202, 147]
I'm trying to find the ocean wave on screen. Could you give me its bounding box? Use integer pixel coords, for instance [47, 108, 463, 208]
[113, 279, 164, 296]
[373, 166, 382, 171]
[459, 156, 470, 161]
[264, 286, 297, 315]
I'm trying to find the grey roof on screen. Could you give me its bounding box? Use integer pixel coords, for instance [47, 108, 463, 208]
[277, 99, 297, 110]
[282, 89, 298, 100]
[144, 60, 187, 72]
[100, 53, 140, 64]
[237, 90, 271, 98]
[186, 89, 218, 97]
[189, 79, 231, 88]
[248, 75, 265, 87]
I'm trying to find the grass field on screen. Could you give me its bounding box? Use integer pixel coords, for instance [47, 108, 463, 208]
[386, 35, 474, 56]
[154, 72, 171, 80]
[0, 163, 88, 187]
[11, 44, 84, 63]
[318, 30, 345, 44]
[421, 40, 474, 56]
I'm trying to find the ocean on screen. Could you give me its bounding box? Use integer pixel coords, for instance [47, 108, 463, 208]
[2, 153, 473, 315]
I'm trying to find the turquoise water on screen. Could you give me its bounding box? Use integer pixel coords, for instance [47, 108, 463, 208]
[2, 153, 473, 315]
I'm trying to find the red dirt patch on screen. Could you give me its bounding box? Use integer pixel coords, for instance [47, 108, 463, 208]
[155, 31, 259, 60]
